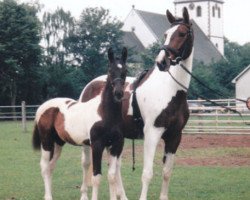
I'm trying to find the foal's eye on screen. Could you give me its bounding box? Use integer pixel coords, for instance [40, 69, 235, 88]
[164, 33, 168, 39]
[179, 32, 186, 37]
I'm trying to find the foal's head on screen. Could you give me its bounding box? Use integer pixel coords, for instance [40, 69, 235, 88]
[107, 47, 127, 103]
[156, 7, 194, 71]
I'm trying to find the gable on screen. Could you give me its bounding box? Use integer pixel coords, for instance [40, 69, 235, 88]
[232, 65, 250, 83]
[123, 9, 223, 64]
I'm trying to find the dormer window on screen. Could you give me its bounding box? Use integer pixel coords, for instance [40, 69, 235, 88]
[197, 6, 202, 17]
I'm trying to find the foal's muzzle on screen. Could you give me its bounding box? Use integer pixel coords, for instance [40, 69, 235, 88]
[114, 90, 124, 102]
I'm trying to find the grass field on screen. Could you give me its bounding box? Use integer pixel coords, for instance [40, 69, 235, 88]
[0, 121, 250, 200]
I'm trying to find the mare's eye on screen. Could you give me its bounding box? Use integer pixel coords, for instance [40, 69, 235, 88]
[179, 32, 186, 37]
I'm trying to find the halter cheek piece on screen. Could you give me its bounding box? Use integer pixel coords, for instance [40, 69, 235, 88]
[160, 23, 193, 67]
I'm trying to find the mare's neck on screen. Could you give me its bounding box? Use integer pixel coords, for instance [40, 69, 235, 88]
[170, 48, 194, 88]
[102, 78, 122, 124]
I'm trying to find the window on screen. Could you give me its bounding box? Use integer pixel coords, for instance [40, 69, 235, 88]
[197, 6, 202, 17]
[212, 6, 215, 17]
[218, 7, 221, 18]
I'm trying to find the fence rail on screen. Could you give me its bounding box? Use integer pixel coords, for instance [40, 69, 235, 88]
[1, 99, 250, 134]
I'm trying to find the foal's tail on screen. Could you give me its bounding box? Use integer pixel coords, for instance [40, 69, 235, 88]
[32, 123, 41, 150]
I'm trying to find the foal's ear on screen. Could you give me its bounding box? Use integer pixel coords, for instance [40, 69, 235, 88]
[166, 9, 176, 24]
[121, 47, 127, 63]
[108, 47, 115, 62]
[183, 7, 190, 24]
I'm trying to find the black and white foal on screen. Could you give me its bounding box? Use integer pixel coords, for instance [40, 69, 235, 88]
[79, 8, 194, 200]
[32, 47, 128, 200]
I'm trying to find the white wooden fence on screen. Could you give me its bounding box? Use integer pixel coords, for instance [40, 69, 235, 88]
[0, 99, 250, 134]
[186, 99, 250, 134]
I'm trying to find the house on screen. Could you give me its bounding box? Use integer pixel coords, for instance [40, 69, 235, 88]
[122, 1, 224, 65]
[232, 65, 250, 111]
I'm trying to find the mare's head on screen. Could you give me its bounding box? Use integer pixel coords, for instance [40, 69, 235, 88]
[156, 7, 194, 71]
[107, 47, 127, 103]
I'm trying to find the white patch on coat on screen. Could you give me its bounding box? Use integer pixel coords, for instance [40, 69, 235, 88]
[117, 64, 122, 69]
[155, 25, 178, 64]
[60, 95, 102, 145]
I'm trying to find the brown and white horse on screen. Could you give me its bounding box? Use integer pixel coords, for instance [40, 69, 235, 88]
[79, 8, 194, 200]
[32, 47, 128, 200]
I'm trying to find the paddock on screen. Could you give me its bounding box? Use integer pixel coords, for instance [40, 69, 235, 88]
[0, 121, 249, 200]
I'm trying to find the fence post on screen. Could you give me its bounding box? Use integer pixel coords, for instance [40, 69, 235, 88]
[21, 101, 27, 133]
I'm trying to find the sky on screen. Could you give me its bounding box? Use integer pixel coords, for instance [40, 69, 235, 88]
[21, 0, 250, 45]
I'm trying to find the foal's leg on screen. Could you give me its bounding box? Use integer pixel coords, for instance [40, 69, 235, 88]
[107, 154, 118, 200]
[114, 157, 128, 200]
[49, 143, 62, 171]
[91, 140, 105, 200]
[40, 143, 62, 200]
[80, 145, 91, 200]
[159, 131, 182, 200]
[139, 126, 164, 200]
[107, 130, 125, 200]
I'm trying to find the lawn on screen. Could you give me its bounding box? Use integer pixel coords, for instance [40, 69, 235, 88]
[0, 121, 250, 200]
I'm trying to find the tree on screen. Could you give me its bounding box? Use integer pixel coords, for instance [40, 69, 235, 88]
[190, 39, 250, 100]
[0, 0, 42, 105]
[140, 41, 161, 69]
[41, 8, 76, 99]
[65, 7, 124, 92]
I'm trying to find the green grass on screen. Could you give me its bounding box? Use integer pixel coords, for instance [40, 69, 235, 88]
[0, 121, 250, 200]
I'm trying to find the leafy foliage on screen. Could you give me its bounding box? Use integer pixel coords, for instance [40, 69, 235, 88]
[64, 7, 124, 88]
[189, 39, 250, 99]
[0, 0, 42, 105]
[1, 1, 250, 105]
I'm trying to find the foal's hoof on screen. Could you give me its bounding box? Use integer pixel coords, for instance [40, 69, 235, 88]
[159, 195, 168, 200]
[44, 196, 53, 200]
[80, 195, 89, 200]
[120, 197, 128, 200]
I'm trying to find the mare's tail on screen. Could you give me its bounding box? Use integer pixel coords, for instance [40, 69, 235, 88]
[32, 123, 41, 150]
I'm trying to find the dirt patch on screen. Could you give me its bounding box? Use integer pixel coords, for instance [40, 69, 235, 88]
[123, 134, 250, 167]
[179, 134, 250, 149]
[177, 134, 250, 166]
[176, 155, 250, 166]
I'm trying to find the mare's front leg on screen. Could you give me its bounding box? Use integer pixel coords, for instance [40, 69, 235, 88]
[159, 128, 182, 200]
[139, 126, 164, 200]
[107, 131, 126, 200]
[80, 145, 91, 200]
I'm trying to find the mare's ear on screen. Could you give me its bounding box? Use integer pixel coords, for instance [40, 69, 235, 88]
[121, 47, 127, 63]
[166, 9, 176, 24]
[183, 7, 190, 24]
[108, 47, 115, 62]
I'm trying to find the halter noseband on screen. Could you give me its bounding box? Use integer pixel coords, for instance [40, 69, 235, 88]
[160, 23, 193, 67]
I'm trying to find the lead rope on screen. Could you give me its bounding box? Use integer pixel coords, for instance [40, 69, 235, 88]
[179, 63, 248, 104]
[166, 70, 248, 125]
[132, 139, 135, 171]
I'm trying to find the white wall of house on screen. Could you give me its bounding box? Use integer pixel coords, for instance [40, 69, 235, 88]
[233, 68, 250, 111]
[235, 69, 250, 100]
[122, 9, 157, 48]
